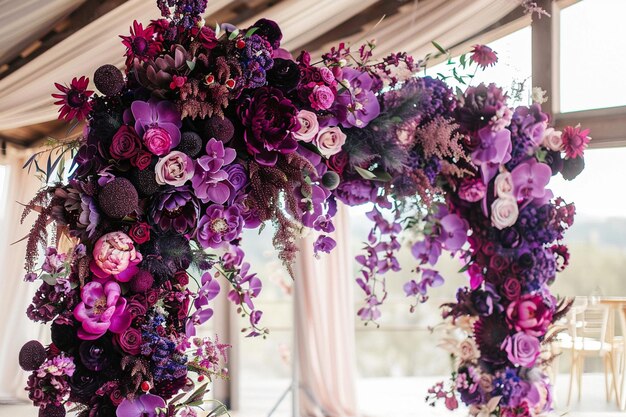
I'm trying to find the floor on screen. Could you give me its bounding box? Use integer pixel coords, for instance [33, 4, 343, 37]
[1, 374, 622, 417]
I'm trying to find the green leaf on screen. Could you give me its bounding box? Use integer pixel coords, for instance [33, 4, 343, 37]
[459, 54, 467, 69]
[354, 166, 377, 180]
[372, 171, 392, 182]
[207, 405, 229, 417]
[432, 41, 447, 55]
[186, 60, 196, 71]
[228, 29, 240, 40]
[458, 264, 470, 273]
[41, 274, 57, 286]
[244, 27, 259, 38]
[169, 392, 187, 405]
[185, 382, 209, 404]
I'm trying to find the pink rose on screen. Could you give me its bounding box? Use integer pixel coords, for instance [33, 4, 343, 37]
[506, 294, 553, 336]
[143, 127, 172, 156]
[542, 127, 563, 152]
[502, 332, 541, 367]
[319, 67, 336, 84]
[293, 110, 319, 142]
[91, 231, 142, 282]
[494, 171, 514, 198]
[315, 126, 346, 158]
[490, 197, 518, 230]
[309, 84, 335, 110]
[155, 150, 194, 186]
[458, 178, 486, 202]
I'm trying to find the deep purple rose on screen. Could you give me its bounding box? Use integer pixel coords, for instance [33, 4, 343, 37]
[110, 126, 141, 160]
[224, 164, 248, 192]
[502, 277, 522, 300]
[116, 327, 142, 355]
[238, 86, 299, 166]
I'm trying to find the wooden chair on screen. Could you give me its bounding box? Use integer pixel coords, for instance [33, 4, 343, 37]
[558, 303, 619, 406]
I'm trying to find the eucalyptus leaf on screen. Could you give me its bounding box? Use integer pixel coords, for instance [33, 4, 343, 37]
[185, 382, 209, 404]
[186, 60, 196, 71]
[354, 166, 377, 180]
[244, 27, 259, 38]
[41, 274, 57, 286]
[228, 29, 240, 40]
[432, 41, 447, 55]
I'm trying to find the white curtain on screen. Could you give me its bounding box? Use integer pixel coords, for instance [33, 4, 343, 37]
[0, 0, 85, 66]
[310, 0, 518, 60]
[294, 205, 358, 417]
[0, 144, 48, 402]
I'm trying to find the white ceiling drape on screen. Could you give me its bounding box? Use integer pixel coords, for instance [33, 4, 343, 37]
[0, 0, 85, 66]
[0, 0, 518, 131]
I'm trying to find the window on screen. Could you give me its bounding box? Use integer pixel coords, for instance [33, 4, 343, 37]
[560, 0, 626, 112]
[427, 27, 532, 107]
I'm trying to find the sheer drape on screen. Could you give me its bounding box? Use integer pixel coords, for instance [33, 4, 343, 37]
[0, 0, 84, 66]
[0, 144, 47, 402]
[294, 205, 358, 417]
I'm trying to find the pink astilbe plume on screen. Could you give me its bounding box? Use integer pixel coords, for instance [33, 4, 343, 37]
[415, 117, 467, 162]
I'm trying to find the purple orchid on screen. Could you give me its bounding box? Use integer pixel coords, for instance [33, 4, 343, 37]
[411, 237, 442, 265]
[313, 235, 336, 255]
[194, 272, 221, 309]
[228, 263, 262, 310]
[328, 68, 381, 128]
[116, 394, 166, 417]
[437, 214, 468, 252]
[511, 159, 551, 202]
[471, 126, 512, 183]
[129, 99, 182, 148]
[192, 139, 237, 204]
[405, 268, 444, 298]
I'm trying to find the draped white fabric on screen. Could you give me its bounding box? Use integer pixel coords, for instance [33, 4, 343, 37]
[0, 0, 232, 131]
[0, 0, 84, 66]
[0, 145, 48, 402]
[294, 206, 358, 417]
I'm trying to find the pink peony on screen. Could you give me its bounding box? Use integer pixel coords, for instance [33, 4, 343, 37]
[143, 127, 172, 156]
[315, 126, 346, 157]
[74, 281, 131, 340]
[91, 231, 142, 282]
[561, 125, 591, 159]
[506, 294, 552, 336]
[155, 150, 194, 186]
[293, 110, 319, 142]
[458, 178, 486, 202]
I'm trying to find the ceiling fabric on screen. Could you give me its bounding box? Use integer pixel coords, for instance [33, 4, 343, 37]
[0, 0, 517, 132]
[0, 0, 85, 66]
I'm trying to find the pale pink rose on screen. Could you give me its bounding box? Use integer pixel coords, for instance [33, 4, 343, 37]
[479, 374, 494, 393]
[91, 231, 142, 282]
[494, 171, 514, 198]
[490, 197, 518, 230]
[542, 127, 563, 152]
[155, 151, 194, 186]
[315, 126, 347, 157]
[458, 339, 479, 362]
[293, 110, 319, 142]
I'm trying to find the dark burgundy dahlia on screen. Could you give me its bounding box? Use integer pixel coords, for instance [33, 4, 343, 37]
[238, 86, 299, 166]
[148, 186, 200, 235]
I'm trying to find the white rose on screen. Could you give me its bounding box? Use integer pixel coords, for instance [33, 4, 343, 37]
[542, 127, 563, 152]
[315, 126, 347, 158]
[293, 110, 320, 143]
[491, 197, 519, 230]
[494, 171, 514, 198]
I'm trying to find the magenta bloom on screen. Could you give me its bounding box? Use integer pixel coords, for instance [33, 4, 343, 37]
[511, 159, 551, 201]
[561, 125, 591, 159]
[74, 281, 131, 340]
[196, 205, 243, 249]
[437, 214, 468, 252]
[52, 76, 93, 121]
[130, 99, 182, 149]
[471, 126, 512, 183]
[503, 332, 541, 367]
[238, 86, 299, 166]
[506, 294, 553, 337]
[120, 20, 161, 67]
[116, 394, 166, 417]
[91, 231, 142, 282]
[470, 44, 498, 69]
[192, 138, 236, 204]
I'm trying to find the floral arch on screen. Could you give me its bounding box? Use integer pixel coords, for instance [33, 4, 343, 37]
[17, 1, 588, 417]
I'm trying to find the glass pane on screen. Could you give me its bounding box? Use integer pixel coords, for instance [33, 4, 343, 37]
[427, 27, 532, 107]
[560, 0, 626, 112]
[550, 147, 626, 297]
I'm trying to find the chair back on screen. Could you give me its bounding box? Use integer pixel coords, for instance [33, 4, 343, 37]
[569, 303, 610, 350]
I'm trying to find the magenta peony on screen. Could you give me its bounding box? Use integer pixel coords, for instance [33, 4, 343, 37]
[506, 294, 553, 336]
[73, 281, 131, 340]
